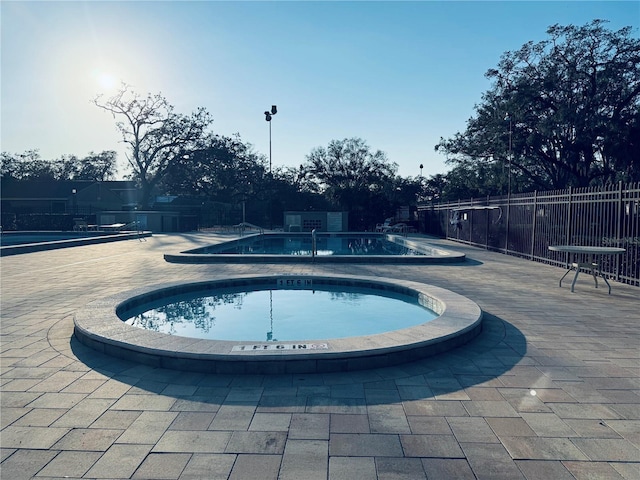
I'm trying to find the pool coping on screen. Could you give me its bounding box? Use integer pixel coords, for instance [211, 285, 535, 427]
[163, 232, 466, 264]
[73, 274, 483, 374]
[0, 231, 152, 256]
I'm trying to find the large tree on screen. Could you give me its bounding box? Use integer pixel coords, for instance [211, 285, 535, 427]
[303, 137, 398, 228]
[162, 134, 266, 201]
[273, 165, 331, 205]
[161, 134, 275, 226]
[0, 150, 56, 180]
[55, 151, 118, 181]
[94, 85, 213, 208]
[436, 20, 640, 191]
[1, 150, 117, 181]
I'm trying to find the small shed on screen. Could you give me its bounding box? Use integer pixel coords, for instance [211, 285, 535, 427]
[283, 211, 349, 232]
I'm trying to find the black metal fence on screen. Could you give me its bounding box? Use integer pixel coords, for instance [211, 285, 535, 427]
[419, 181, 640, 287]
[1, 213, 98, 232]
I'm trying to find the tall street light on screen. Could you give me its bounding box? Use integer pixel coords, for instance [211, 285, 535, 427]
[264, 105, 277, 174]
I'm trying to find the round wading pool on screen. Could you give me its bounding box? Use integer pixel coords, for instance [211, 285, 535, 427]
[73, 274, 483, 374]
[121, 286, 439, 341]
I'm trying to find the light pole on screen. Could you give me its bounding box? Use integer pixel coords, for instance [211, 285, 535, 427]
[264, 105, 277, 229]
[264, 105, 277, 174]
[419, 163, 423, 177]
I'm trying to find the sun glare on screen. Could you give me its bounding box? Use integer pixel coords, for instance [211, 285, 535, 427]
[90, 67, 121, 92]
[97, 72, 117, 90]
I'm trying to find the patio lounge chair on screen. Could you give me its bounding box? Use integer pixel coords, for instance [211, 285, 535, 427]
[376, 218, 393, 232]
[98, 223, 127, 232]
[73, 218, 88, 232]
[388, 223, 407, 233]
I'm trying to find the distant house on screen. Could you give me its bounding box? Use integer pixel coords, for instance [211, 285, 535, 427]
[0, 179, 139, 215]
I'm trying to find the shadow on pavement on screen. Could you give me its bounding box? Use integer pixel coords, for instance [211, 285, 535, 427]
[69, 312, 526, 407]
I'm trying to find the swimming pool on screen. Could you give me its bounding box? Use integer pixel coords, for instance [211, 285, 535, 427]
[195, 235, 423, 256]
[74, 274, 483, 374]
[164, 232, 465, 264]
[121, 285, 438, 341]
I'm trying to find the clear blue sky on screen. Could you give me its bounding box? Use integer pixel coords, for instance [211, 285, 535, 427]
[2, 1, 638, 179]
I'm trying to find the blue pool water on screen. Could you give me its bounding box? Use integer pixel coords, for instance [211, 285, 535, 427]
[165, 233, 465, 264]
[121, 286, 437, 341]
[192, 234, 427, 256]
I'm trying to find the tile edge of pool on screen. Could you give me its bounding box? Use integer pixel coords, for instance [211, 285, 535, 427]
[73, 274, 482, 374]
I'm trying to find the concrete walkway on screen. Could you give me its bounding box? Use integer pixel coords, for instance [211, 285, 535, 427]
[1, 233, 638, 479]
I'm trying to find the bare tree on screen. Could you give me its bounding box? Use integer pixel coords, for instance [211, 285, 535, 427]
[94, 84, 213, 208]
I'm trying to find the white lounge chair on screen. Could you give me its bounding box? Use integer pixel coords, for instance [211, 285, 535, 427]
[376, 218, 393, 232]
[98, 223, 127, 231]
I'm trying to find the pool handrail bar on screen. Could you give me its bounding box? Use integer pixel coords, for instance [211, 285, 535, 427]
[233, 222, 264, 236]
[311, 229, 317, 257]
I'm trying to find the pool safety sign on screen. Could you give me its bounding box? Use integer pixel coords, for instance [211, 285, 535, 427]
[277, 278, 313, 288]
[232, 343, 328, 352]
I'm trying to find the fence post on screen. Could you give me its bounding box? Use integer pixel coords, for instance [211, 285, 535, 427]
[562, 186, 573, 266]
[486, 195, 490, 249]
[616, 181, 623, 282]
[504, 194, 511, 255]
[469, 197, 473, 244]
[530, 190, 537, 260]
[566, 186, 572, 245]
[444, 204, 449, 239]
[457, 199, 461, 240]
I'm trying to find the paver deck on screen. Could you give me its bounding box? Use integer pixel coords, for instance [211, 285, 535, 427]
[1, 232, 638, 479]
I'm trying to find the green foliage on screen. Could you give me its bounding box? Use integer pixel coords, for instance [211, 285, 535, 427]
[161, 135, 331, 227]
[302, 138, 400, 228]
[1, 150, 117, 181]
[94, 84, 213, 208]
[162, 136, 411, 229]
[305, 137, 397, 194]
[436, 19, 640, 195]
[267, 167, 332, 222]
[162, 134, 266, 200]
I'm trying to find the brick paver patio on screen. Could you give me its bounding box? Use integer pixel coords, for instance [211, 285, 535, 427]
[1, 233, 638, 479]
